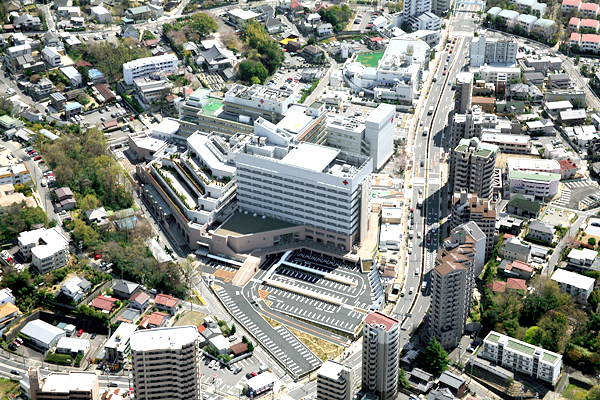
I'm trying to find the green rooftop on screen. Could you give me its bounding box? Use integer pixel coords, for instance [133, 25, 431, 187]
[455, 137, 498, 157]
[190, 87, 210, 102]
[200, 97, 223, 116]
[507, 194, 541, 213]
[507, 338, 535, 355]
[542, 352, 559, 363]
[487, 333, 500, 343]
[356, 51, 385, 68]
[215, 211, 298, 237]
[509, 170, 561, 182]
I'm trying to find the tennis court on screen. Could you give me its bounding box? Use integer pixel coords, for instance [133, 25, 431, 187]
[356, 52, 385, 68]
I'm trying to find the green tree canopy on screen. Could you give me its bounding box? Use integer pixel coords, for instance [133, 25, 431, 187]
[418, 337, 449, 375]
[189, 13, 218, 38]
[398, 369, 410, 389]
[238, 60, 268, 84]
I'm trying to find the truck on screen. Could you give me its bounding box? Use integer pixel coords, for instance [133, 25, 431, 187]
[417, 197, 423, 208]
[428, 106, 434, 115]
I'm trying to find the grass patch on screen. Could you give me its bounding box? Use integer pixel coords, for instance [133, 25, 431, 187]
[45, 352, 73, 365]
[563, 384, 588, 400]
[261, 314, 281, 328]
[355, 52, 385, 68]
[0, 378, 19, 397]
[287, 326, 343, 362]
[173, 310, 207, 327]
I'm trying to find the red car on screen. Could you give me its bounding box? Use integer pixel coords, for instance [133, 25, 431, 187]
[33, 156, 42, 161]
[366, 24, 373, 29]
[77, 329, 83, 337]
[38, 160, 45, 164]
[251, 372, 257, 377]
[95, 254, 101, 260]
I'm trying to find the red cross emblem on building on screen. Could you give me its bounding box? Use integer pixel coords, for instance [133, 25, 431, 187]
[260, 99, 264, 104]
[343, 180, 348, 185]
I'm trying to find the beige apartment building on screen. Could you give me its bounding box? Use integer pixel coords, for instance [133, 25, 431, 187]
[317, 360, 353, 400]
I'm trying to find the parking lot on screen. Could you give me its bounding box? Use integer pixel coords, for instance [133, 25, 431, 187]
[214, 285, 323, 377]
[541, 207, 575, 228]
[199, 355, 279, 397]
[254, 250, 373, 335]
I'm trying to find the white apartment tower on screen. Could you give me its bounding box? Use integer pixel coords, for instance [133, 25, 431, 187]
[236, 142, 373, 249]
[131, 326, 200, 400]
[452, 137, 498, 200]
[317, 360, 353, 400]
[402, 0, 432, 18]
[362, 312, 400, 400]
[430, 223, 483, 349]
[470, 36, 518, 67]
[123, 54, 179, 85]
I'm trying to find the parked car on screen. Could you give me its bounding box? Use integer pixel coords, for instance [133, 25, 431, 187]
[77, 329, 83, 336]
[10, 370, 19, 375]
[33, 156, 42, 161]
[246, 373, 253, 379]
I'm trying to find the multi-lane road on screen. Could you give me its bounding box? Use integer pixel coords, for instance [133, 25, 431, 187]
[392, 5, 480, 348]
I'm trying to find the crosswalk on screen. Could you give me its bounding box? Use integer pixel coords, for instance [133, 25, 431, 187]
[552, 188, 571, 207]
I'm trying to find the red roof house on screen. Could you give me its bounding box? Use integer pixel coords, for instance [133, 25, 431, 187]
[154, 294, 179, 315]
[506, 278, 527, 291]
[559, 158, 578, 180]
[91, 296, 118, 312]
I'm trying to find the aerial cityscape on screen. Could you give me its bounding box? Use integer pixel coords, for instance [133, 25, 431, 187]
[0, 0, 599, 399]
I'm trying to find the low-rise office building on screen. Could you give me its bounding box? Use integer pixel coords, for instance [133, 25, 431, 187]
[551, 268, 594, 304]
[104, 323, 138, 365]
[28, 366, 100, 400]
[18, 227, 69, 275]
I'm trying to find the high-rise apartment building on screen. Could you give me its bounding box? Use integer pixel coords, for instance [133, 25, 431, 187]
[28, 366, 100, 400]
[401, 0, 432, 18]
[452, 137, 498, 200]
[470, 37, 518, 67]
[317, 360, 354, 400]
[432, 0, 452, 16]
[131, 326, 200, 400]
[362, 312, 400, 400]
[454, 72, 473, 114]
[430, 223, 482, 349]
[451, 192, 497, 261]
[236, 142, 372, 249]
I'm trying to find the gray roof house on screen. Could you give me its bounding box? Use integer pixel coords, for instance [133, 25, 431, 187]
[85, 207, 109, 226]
[21, 319, 66, 351]
[438, 371, 467, 397]
[527, 220, 556, 244]
[112, 279, 140, 300]
[499, 236, 532, 263]
[408, 368, 434, 392]
[265, 17, 284, 33]
[426, 388, 458, 400]
[13, 14, 42, 31]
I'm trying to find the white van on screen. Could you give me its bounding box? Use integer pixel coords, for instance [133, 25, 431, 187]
[401, 287, 406, 297]
[409, 287, 414, 295]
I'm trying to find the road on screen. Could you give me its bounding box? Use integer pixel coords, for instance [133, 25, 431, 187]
[390, 4, 479, 349]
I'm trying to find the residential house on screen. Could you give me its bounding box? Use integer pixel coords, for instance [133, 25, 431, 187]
[60, 66, 82, 87]
[42, 47, 62, 68]
[265, 17, 284, 34]
[120, 25, 137, 40]
[506, 194, 541, 218]
[26, 77, 54, 101]
[154, 294, 179, 315]
[64, 102, 83, 119]
[527, 220, 556, 244]
[85, 207, 109, 226]
[134, 76, 173, 106]
[559, 158, 578, 179]
[144, 311, 169, 329]
[301, 45, 325, 62]
[290, 0, 305, 18]
[61, 276, 92, 303]
[18, 227, 69, 275]
[112, 279, 140, 300]
[57, 6, 81, 18]
[91, 5, 111, 23]
[117, 308, 141, 325]
[497, 217, 525, 236]
[50, 92, 66, 111]
[408, 368, 434, 392]
[226, 9, 260, 27]
[94, 84, 117, 103]
[253, 4, 275, 21]
[13, 14, 42, 31]
[567, 248, 599, 270]
[197, 45, 236, 72]
[88, 69, 106, 85]
[0, 183, 35, 214]
[129, 291, 150, 311]
[317, 23, 333, 36]
[5, 0, 22, 12]
[551, 268, 595, 304]
[55, 187, 77, 210]
[125, 6, 152, 20]
[0, 289, 15, 306]
[20, 110, 44, 123]
[0, 303, 20, 328]
[90, 295, 119, 313]
[438, 372, 467, 398]
[499, 259, 535, 279]
[499, 236, 531, 262]
[44, 32, 61, 48]
[208, 335, 231, 355]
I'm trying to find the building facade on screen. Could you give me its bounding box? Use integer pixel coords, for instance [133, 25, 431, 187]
[451, 192, 497, 260]
[480, 331, 562, 383]
[131, 326, 200, 400]
[470, 36, 518, 67]
[453, 138, 498, 200]
[317, 360, 353, 400]
[362, 312, 400, 400]
[123, 54, 179, 85]
[29, 367, 100, 400]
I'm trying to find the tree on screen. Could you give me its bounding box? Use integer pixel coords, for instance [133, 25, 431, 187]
[80, 194, 101, 211]
[564, 236, 581, 249]
[71, 219, 99, 248]
[418, 337, 449, 375]
[398, 368, 410, 389]
[189, 13, 218, 38]
[231, 324, 236, 335]
[238, 60, 268, 84]
[538, 311, 570, 353]
[179, 254, 198, 310]
[590, 237, 597, 247]
[523, 326, 541, 345]
[307, 37, 316, 45]
[588, 385, 600, 400]
[590, 290, 600, 312]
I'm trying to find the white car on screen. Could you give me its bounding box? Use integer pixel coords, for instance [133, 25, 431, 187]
[212, 362, 219, 371]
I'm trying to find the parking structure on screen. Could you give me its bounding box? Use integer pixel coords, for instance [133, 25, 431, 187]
[255, 250, 376, 335]
[214, 285, 322, 377]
